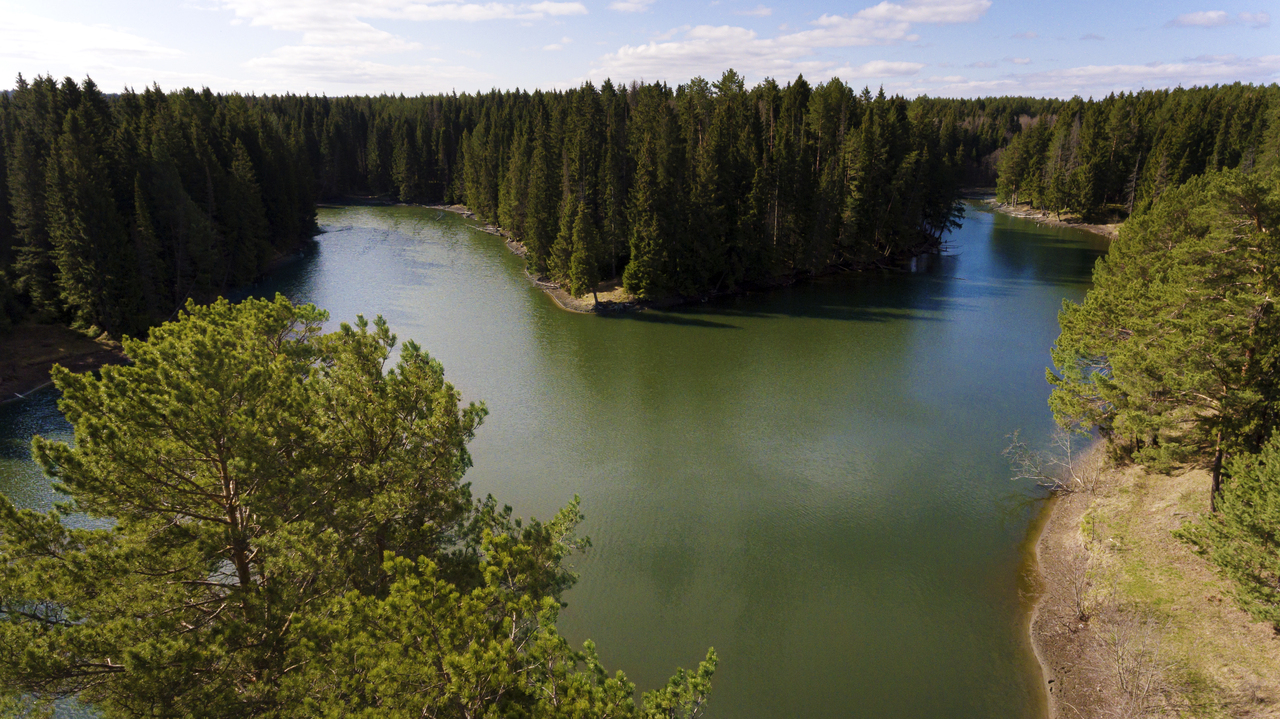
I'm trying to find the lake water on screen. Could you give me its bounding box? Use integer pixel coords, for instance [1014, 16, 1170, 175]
[0, 204, 1107, 718]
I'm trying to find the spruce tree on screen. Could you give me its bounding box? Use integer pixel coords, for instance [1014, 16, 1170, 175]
[568, 198, 602, 302]
[622, 136, 666, 298]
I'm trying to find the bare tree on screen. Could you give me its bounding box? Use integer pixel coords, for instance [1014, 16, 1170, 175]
[1096, 606, 1171, 718]
[1005, 428, 1105, 493]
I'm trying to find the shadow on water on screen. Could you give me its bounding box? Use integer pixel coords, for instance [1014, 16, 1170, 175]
[598, 311, 743, 329]
[609, 246, 1020, 328]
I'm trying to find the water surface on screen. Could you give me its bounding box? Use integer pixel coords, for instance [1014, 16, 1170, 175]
[2, 205, 1106, 718]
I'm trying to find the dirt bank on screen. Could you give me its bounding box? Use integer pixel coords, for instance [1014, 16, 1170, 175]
[1, 324, 128, 403]
[989, 201, 1121, 240]
[1031, 450, 1280, 718]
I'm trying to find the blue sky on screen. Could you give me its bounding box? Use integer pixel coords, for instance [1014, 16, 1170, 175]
[1, 0, 1276, 97]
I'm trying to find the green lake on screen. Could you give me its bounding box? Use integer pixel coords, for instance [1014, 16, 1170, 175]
[0, 203, 1108, 717]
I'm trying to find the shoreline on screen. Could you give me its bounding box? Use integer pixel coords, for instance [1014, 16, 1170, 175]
[419, 201, 942, 315]
[1028, 482, 1102, 718]
[0, 324, 129, 404]
[1027, 446, 1280, 718]
[987, 201, 1121, 240]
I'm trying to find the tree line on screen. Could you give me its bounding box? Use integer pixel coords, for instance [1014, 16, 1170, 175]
[995, 84, 1280, 221]
[6, 73, 1278, 337]
[3, 71, 1014, 331]
[264, 71, 970, 302]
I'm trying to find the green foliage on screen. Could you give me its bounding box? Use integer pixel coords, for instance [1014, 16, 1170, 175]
[1, 75, 316, 331]
[0, 296, 716, 718]
[995, 85, 1280, 219]
[568, 199, 602, 299]
[1048, 168, 1280, 468]
[1177, 435, 1280, 628]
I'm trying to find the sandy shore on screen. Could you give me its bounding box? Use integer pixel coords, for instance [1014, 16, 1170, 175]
[1029, 448, 1280, 718]
[988, 201, 1121, 240]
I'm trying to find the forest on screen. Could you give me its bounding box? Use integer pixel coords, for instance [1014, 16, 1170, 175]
[4, 69, 1280, 715]
[0, 75, 316, 336]
[994, 84, 1280, 220]
[2, 71, 975, 328]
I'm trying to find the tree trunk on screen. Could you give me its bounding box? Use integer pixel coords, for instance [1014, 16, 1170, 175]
[1210, 431, 1224, 513]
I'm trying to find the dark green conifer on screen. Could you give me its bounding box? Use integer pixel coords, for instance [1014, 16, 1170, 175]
[568, 198, 602, 302]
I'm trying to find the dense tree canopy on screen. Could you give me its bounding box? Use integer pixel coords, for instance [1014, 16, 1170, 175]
[0, 295, 716, 718]
[1048, 167, 1280, 486]
[4, 73, 1277, 333]
[995, 84, 1280, 221]
[1046, 162, 1280, 630]
[0, 75, 316, 336]
[2, 71, 975, 328]
[269, 75, 968, 300]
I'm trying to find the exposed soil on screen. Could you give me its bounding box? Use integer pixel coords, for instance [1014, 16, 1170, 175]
[990, 201, 1121, 240]
[1032, 486, 1113, 718]
[0, 324, 128, 403]
[1031, 451, 1280, 718]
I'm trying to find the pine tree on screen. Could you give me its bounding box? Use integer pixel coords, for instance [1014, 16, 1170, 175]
[1048, 168, 1280, 504]
[1177, 434, 1280, 628]
[0, 296, 717, 717]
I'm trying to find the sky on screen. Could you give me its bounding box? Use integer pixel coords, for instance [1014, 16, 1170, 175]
[1, 0, 1277, 98]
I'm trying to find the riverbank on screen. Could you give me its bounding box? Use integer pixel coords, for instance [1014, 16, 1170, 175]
[1031, 449, 1280, 717]
[0, 324, 128, 403]
[989, 200, 1121, 240]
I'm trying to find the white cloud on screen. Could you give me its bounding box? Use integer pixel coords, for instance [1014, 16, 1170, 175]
[855, 0, 990, 24]
[907, 54, 1280, 98]
[1166, 10, 1269, 28]
[738, 4, 772, 16]
[529, 2, 588, 15]
[242, 43, 492, 92]
[544, 43, 564, 50]
[590, 0, 988, 82]
[1168, 10, 1232, 27]
[835, 60, 926, 77]
[1011, 31, 1036, 39]
[1, 10, 182, 67]
[966, 60, 995, 68]
[212, 0, 584, 92]
[1009, 57, 1031, 64]
[1240, 11, 1270, 27]
[609, 0, 655, 11]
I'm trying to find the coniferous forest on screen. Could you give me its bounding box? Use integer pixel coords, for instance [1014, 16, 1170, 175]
[4, 65, 1280, 717]
[993, 84, 1280, 219]
[0, 76, 316, 336]
[6, 72, 1279, 336]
